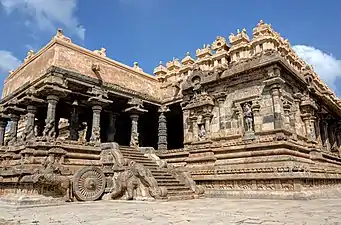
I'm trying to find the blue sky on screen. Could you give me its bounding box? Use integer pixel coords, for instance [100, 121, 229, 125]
[0, 0, 341, 95]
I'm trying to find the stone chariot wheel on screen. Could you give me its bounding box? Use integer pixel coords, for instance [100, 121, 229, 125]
[72, 166, 106, 201]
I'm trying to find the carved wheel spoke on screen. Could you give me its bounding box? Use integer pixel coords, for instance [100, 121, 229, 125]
[73, 166, 106, 201]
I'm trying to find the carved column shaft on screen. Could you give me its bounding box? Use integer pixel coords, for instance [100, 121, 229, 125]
[323, 120, 331, 150]
[217, 98, 225, 129]
[90, 105, 102, 143]
[69, 104, 79, 141]
[191, 116, 199, 140]
[204, 115, 211, 134]
[107, 112, 117, 142]
[7, 114, 20, 144]
[0, 120, 7, 146]
[315, 116, 322, 145]
[24, 105, 36, 141]
[158, 112, 167, 150]
[301, 114, 316, 143]
[329, 123, 338, 150]
[270, 85, 283, 129]
[43, 95, 59, 138]
[130, 114, 139, 147]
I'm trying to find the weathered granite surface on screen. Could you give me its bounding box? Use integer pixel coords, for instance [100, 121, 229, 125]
[1, 198, 341, 224]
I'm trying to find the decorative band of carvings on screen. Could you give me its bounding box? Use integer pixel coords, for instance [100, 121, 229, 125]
[196, 179, 341, 191]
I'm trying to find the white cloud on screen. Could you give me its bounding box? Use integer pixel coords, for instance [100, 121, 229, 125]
[0, 0, 85, 40]
[293, 45, 341, 92]
[0, 51, 21, 75]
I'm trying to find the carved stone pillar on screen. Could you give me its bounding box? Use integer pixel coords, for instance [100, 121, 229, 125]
[107, 112, 117, 142]
[251, 99, 261, 132]
[263, 67, 285, 130]
[269, 84, 283, 129]
[322, 118, 331, 151]
[329, 122, 338, 152]
[315, 116, 322, 146]
[158, 106, 169, 150]
[214, 93, 226, 130]
[7, 114, 20, 145]
[69, 101, 79, 141]
[299, 94, 318, 144]
[124, 98, 147, 148]
[0, 120, 8, 146]
[190, 116, 198, 141]
[130, 114, 139, 147]
[90, 105, 102, 143]
[23, 105, 36, 141]
[43, 95, 59, 138]
[335, 122, 341, 153]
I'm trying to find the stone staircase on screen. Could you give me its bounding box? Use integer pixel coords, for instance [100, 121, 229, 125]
[119, 146, 197, 200]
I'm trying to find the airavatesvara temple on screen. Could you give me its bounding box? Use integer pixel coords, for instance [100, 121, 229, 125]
[1, 20, 341, 204]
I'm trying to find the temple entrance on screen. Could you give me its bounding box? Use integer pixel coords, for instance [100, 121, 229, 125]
[167, 103, 184, 149]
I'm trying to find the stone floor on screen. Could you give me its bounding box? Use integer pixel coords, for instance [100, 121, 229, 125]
[1, 198, 341, 225]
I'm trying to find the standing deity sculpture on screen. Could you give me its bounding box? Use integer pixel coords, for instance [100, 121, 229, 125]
[243, 103, 254, 132]
[198, 124, 206, 140]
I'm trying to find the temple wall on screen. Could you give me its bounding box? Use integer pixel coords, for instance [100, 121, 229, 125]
[2, 46, 56, 98]
[54, 44, 162, 101]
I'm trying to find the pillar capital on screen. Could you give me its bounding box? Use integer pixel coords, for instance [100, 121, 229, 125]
[46, 94, 59, 103]
[130, 114, 139, 121]
[158, 105, 170, 114]
[92, 105, 102, 113]
[27, 105, 37, 114]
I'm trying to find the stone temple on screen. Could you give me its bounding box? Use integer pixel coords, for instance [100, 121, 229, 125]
[1, 20, 341, 203]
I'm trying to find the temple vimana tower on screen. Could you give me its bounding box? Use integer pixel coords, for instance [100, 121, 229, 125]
[0, 20, 341, 203]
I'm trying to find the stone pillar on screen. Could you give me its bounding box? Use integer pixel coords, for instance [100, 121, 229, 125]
[315, 116, 322, 146]
[252, 99, 261, 132]
[269, 84, 283, 129]
[0, 120, 7, 146]
[43, 95, 59, 138]
[301, 114, 316, 143]
[23, 105, 36, 141]
[158, 112, 168, 150]
[69, 102, 79, 141]
[190, 116, 198, 141]
[322, 119, 331, 151]
[283, 103, 291, 131]
[7, 114, 20, 144]
[157, 106, 170, 150]
[216, 96, 226, 130]
[107, 112, 117, 142]
[329, 123, 338, 151]
[90, 105, 102, 143]
[335, 122, 341, 152]
[130, 114, 139, 147]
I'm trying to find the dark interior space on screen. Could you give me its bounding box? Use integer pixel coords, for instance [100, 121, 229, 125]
[167, 103, 184, 149]
[108, 96, 131, 146]
[139, 104, 158, 149]
[114, 112, 131, 146]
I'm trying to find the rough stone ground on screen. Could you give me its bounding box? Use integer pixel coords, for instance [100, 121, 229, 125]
[1, 198, 341, 225]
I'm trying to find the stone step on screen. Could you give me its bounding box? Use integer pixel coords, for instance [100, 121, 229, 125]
[155, 179, 181, 184]
[158, 183, 185, 187]
[117, 145, 197, 200]
[166, 186, 191, 191]
[167, 190, 194, 196]
[168, 195, 196, 200]
[120, 150, 145, 157]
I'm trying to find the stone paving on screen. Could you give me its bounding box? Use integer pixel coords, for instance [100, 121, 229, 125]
[1, 198, 341, 225]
